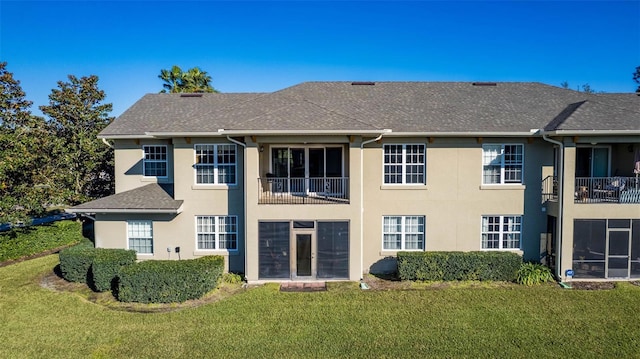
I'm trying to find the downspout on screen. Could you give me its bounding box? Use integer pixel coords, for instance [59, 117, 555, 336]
[542, 134, 564, 281]
[360, 133, 385, 282]
[101, 138, 114, 149]
[227, 136, 247, 276]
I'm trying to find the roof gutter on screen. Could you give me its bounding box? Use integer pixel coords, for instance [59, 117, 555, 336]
[65, 207, 183, 214]
[545, 130, 640, 136]
[541, 132, 564, 281]
[360, 130, 390, 280]
[384, 131, 540, 137]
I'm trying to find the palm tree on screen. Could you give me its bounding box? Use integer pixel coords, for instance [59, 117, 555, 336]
[158, 66, 218, 93]
[183, 67, 217, 93]
[158, 65, 185, 93]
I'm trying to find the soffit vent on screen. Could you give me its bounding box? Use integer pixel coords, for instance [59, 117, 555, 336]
[180, 93, 203, 97]
[472, 82, 497, 86]
[351, 81, 375, 86]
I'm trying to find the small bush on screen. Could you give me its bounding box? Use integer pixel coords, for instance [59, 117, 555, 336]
[397, 251, 522, 282]
[91, 248, 137, 292]
[58, 240, 96, 283]
[117, 256, 224, 303]
[516, 262, 555, 286]
[223, 272, 244, 284]
[0, 220, 84, 262]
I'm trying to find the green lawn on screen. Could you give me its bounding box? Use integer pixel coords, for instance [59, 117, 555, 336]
[2, 255, 640, 358]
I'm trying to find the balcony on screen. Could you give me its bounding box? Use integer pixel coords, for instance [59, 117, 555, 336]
[542, 176, 640, 204]
[258, 177, 349, 204]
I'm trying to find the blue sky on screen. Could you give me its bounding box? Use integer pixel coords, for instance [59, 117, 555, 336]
[1, 1, 639, 117]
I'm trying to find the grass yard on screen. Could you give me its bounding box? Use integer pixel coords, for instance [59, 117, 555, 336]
[2, 255, 640, 358]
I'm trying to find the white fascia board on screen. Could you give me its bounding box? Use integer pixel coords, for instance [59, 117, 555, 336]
[215, 129, 393, 136]
[543, 130, 640, 136]
[66, 208, 182, 214]
[384, 131, 538, 137]
[97, 134, 155, 139]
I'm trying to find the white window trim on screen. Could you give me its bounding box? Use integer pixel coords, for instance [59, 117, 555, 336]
[193, 144, 238, 186]
[481, 144, 524, 185]
[381, 215, 425, 251]
[126, 220, 153, 255]
[480, 215, 522, 250]
[382, 144, 426, 185]
[142, 145, 168, 178]
[195, 215, 238, 251]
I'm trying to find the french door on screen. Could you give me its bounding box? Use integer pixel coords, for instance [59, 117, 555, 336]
[271, 146, 343, 195]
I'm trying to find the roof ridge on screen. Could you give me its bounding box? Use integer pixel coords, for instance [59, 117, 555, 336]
[544, 101, 586, 131]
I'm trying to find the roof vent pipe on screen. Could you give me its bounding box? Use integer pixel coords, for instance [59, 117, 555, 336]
[472, 82, 497, 86]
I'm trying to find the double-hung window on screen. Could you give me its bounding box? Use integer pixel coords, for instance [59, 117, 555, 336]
[143, 145, 167, 177]
[383, 144, 425, 184]
[127, 220, 153, 254]
[481, 215, 522, 250]
[482, 144, 523, 184]
[196, 216, 238, 250]
[195, 144, 237, 185]
[382, 215, 425, 250]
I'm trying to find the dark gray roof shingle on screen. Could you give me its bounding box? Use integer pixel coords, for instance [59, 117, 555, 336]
[100, 82, 640, 137]
[68, 183, 183, 213]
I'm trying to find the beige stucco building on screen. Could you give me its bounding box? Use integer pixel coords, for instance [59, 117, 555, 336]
[69, 82, 640, 282]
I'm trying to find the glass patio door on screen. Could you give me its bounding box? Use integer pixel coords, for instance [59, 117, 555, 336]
[576, 147, 609, 177]
[271, 146, 343, 195]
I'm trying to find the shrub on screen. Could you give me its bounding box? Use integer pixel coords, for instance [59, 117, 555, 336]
[397, 251, 522, 282]
[516, 262, 555, 286]
[117, 256, 224, 303]
[91, 248, 137, 292]
[223, 272, 244, 284]
[58, 240, 96, 283]
[0, 220, 84, 262]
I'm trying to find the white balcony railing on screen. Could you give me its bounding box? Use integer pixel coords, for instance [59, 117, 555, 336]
[258, 177, 349, 204]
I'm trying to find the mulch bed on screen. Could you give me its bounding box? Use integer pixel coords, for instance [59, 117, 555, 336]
[569, 281, 616, 290]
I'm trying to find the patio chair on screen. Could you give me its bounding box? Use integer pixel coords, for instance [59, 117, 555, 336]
[593, 177, 625, 202]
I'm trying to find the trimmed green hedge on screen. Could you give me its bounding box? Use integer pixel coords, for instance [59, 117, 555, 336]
[0, 220, 84, 262]
[117, 256, 225, 303]
[91, 248, 137, 292]
[397, 251, 522, 282]
[58, 239, 96, 282]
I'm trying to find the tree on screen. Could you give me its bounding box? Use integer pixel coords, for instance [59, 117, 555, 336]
[39, 75, 115, 206]
[559, 81, 597, 93]
[0, 62, 52, 224]
[633, 66, 640, 93]
[159, 65, 218, 93]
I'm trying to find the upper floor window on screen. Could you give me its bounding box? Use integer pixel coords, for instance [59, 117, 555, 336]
[143, 145, 167, 177]
[382, 215, 425, 250]
[196, 215, 238, 250]
[482, 144, 523, 184]
[127, 220, 153, 254]
[195, 144, 237, 185]
[481, 215, 521, 250]
[383, 144, 425, 184]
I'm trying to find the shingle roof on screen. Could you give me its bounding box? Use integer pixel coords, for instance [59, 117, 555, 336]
[67, 184, 183, 213]
[100, 82, 640, 137]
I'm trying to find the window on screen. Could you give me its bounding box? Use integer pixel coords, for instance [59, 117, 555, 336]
[127, 220, 153, 254]
[195, 144, 237, 184]
[481, 215, 522, 250]
[382, 216, 425, 250]
[383, 144, 425, 184]
[482, 144, 523, 184]
[196, 216, 237, 250]
[143, 146, 167, 177]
